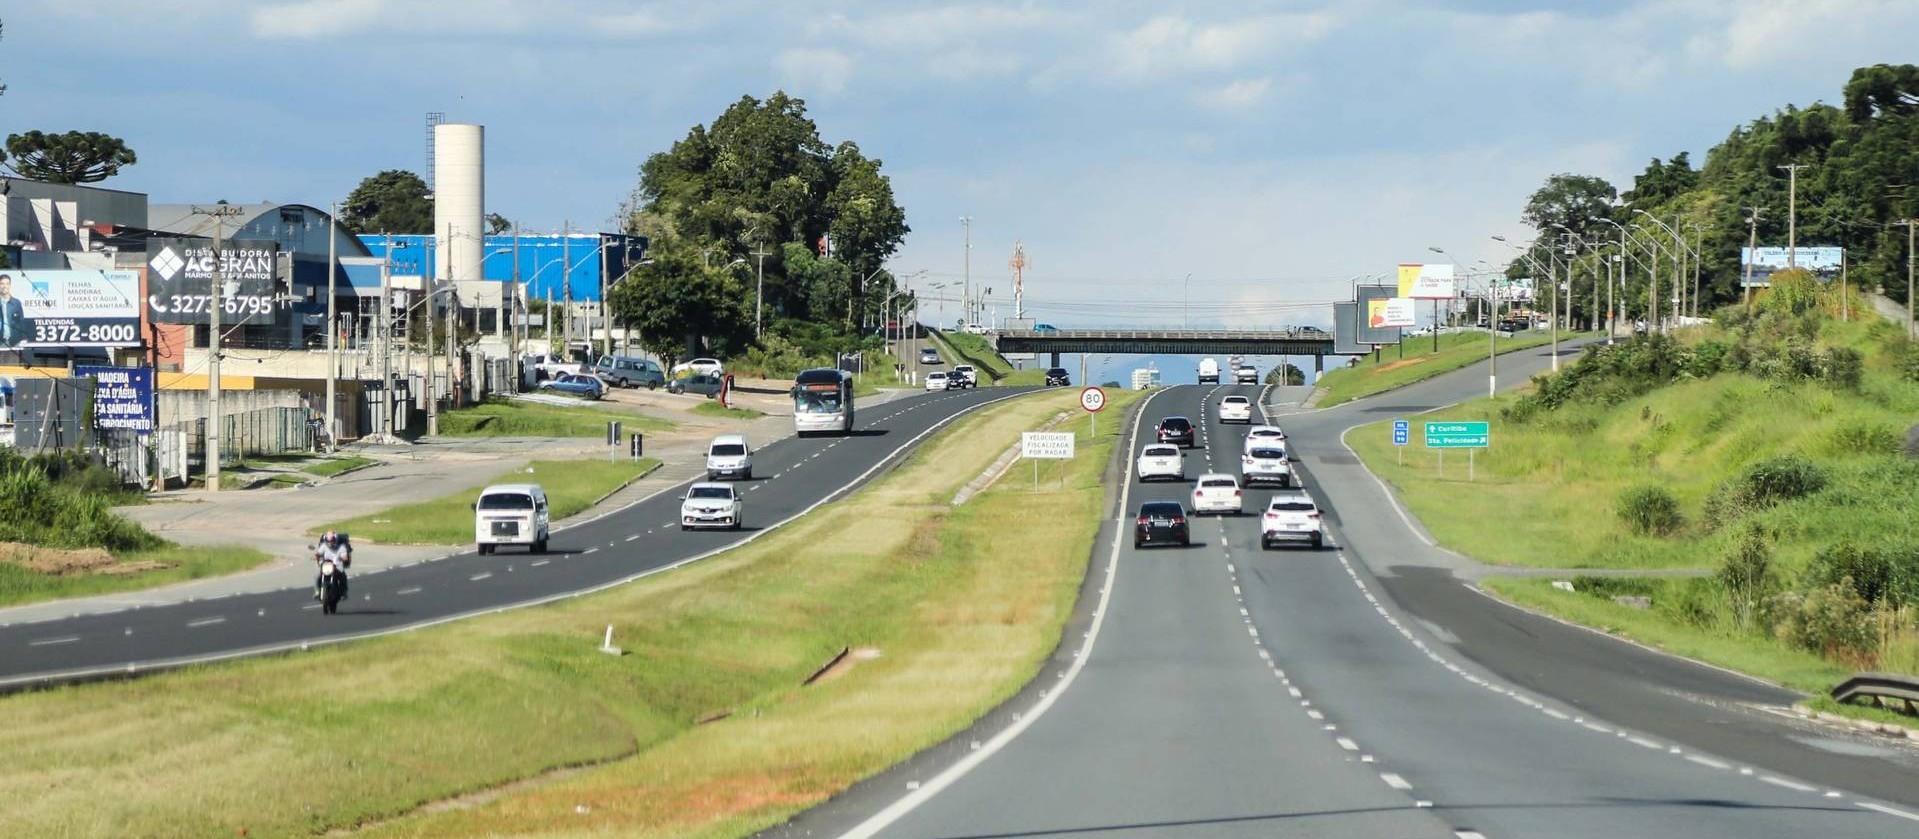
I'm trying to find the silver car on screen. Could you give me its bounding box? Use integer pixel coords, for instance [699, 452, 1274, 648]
[680, 482, 743, 531]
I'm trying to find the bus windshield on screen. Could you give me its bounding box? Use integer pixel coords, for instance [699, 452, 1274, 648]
[795, 390, 843, 414]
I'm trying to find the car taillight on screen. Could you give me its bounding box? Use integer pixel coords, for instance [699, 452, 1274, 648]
[1136, 516, 1150, 525]
[1265, 511, 1279, 519]
[1234, 490, 1242, 497]
[1171, 516, 1186, 526]
[1308, 512, 1321, 519]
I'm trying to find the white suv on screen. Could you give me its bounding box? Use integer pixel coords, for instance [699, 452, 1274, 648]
[1235, 365, 1259, 384]
[1190, 473, 1243, 516]
[1241, 446, 1295, 487]
[705, 434, 753, 480]
[1136, 443, 1185, 482]
[952, 364, 979, 388]
[1219, 395, 1253, 424]
[1260, 490, 1323, 549]
[681, 482, 743, 530]
[1242, 425, 1288, 456]
[924, 371, 950, 391]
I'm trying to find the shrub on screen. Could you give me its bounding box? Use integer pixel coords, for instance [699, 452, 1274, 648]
[1740, 455, 1827, 505]
[1719, 525, 1776, 632]
[1776, 581, 1878, 665]
[1824, 419, 1901, 457]
[1658, 578, 1723, 629]
[1616, 485, 1684, 536]
[1808, 541, 1895, 606]
[1820, 346, 1864, 390]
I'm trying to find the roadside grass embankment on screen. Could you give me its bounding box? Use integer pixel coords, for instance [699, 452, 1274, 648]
[0, 386, 1139, 839]
[931, 330, 1014, 382]
[0, 450, 271, 606]
[316, 458, 660, 545]
[1312, 329, 1564, 407]
[693, 401, 767, 421]
[1349, 274, 1919, 703]
[440, 398, 674, 438]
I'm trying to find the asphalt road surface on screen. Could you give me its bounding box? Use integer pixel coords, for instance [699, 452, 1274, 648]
[800, 342, 1919, 839]
[0, 386, 1034, 688]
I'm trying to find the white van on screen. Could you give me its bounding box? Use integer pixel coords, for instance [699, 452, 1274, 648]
[474, 484, 549, 555]
[1198, 358, 1221, 384]
[705, 434, 753, 480]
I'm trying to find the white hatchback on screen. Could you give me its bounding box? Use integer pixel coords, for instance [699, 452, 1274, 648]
[1261, 490, 1323, 549]
[1219, 395, 1253, 424]
[925, 371, 950, 391]
[681, 482, 743, 530]
[1136, 443, 1185, 482]
[1190, 473, 1243, 516]
[1243, 425, 1288, 455]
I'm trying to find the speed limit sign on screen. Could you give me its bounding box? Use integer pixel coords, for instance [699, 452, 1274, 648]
[1079, 386, 1106, 413]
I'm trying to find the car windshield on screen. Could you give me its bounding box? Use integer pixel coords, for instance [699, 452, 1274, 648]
[929, 373, 946, 379]
[710, 444, 746, 457]
[1161, 419, 1191, 430]
[1249, 448, 1285, 460]
[1143, 446, 1177, 457]
[478, 493, 534, 510]
[1224, 397, 1247, 404]
[1048, 368, 1067, 376]
[1200, 479, 1236, 489]
[1139, 502, 1182, 517]
[796, 391, 842, 413]
[689, 487, 733, 500]
[1269, 500, 1316, 512]
[1253, 429, 1282, 438]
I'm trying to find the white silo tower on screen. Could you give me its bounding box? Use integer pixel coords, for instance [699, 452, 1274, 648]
[433, 123, 484, 283]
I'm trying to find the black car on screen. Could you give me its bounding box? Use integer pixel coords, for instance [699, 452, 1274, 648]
[1044, 367, 1071, 387]
[1134, 501, 1191, 548]
[1157, 416, 1195, 448]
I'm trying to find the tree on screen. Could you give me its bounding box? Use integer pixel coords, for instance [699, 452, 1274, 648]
[4, 131, 136, 184]
[486, 212, 511, 235]
[1264, 363, 1306, 386]
[608, 244, 753, 361]
[1622, 153, 1699, 209]
[340, 170, 434, 235]
[1521, 173, 1618, 242]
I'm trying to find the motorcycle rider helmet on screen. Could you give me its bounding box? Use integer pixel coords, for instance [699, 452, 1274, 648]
[322, 530, 338, 546]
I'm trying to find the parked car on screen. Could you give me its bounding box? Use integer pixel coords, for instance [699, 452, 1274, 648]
[1190, 473, 1244, 516]
[705, 434, 753, 480]
[1044, 367, 1071, 387]
[1261, 490, 1324, 549]
[1235, 365, 1259, 384]
[925, 371, 952, 391]
[672, 357, 726, 377]
[1241, 446, 1296, 487]
[959, 321, 990, 335]
[1219, 395, 1253, 424]
[1133, 500, 1191, 548]
[473, 483, 548, 555]
[952, 364, 979, 388]
[1156, 416, 1196, 448]
[680, 482, 743, 531]
[920, 346, 942, 364]
[667, 373, 725, 398]
[538, 372, 605, 400]
[1136, 443, 1185, 482]
[594, 355, 666, 389]
[530, 353, 582, 380]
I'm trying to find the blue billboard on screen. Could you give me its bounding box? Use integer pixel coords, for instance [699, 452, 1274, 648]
[77, 365, 154, 433]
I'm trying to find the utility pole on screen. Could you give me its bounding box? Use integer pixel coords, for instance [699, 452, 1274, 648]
[325, 201, 339, 448]
[1743, 207, 1764, 311]
[510, 223, 522, 390]
[378, 242, 392, 439]
[753, 244, 769, 337]
[1902, 219, 1917, 339]
[600, 235, 612, 358]
[561, 220, 573, 353]
[960, 216, 972, 326]
[1779, 163, 1806, 268]
[192, 204, 245, 492]
[1691, 225, 1703, 318]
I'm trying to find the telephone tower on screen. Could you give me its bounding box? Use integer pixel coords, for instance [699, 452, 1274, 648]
[1009, 240, 1028, 320]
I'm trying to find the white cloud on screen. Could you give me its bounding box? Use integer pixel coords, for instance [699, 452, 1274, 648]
[1107, 12, 1339, 80]
[1712, 0, 1916, 69]
[589, 11, 673, 37]
[1194, 77, 1274, 112]
[248, 0, 383, 39]
[776, 48, 855, 95]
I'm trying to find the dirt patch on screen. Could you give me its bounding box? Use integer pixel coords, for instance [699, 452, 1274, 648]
[0, 542, 172, 576]
[1373, 357, 1432, 374]
[806, 647, 884, 685]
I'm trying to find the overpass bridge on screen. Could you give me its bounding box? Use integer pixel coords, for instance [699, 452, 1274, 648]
[993, 328, 1344, 369]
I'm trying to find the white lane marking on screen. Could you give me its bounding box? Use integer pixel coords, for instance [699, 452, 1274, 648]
[583, 548, 599, 555]
[1684, 755, 1730, 770]
[830, 388, 1167, 839]
[1760, 776, 1817, 793]
[1380, 772, 1412, 790]
[1627, 736, 1663, 750]
[1860, 802, 1919, 822]
[530, 559, 550, 567]
[1455, 830, 1487, 838]
[301, 604, 320, 611]
[187, 617, 225, 628]
[396, 587, 422, 596]
[1336, 737, 1359, 751]
[29, 636, 80, 646]
[1541, 708, 1570, 721]
[470, 573, 492, 581]
[625, 534, 640, 542]
[1581, 722, 1613, 734]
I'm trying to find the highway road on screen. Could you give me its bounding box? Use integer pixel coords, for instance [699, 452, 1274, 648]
[782, 342, 1919, 839]
[0, 386, 1034, 689]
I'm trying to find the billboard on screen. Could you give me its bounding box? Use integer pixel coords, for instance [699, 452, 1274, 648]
[1396, 263, 1457, 299]
[1332, 302, 1365, 354]
[77, 365, 154, 433]
[1740, 247, 1844, 288]
[145, 238, 284, 326]
[1486, 276, 1535, 303]
[1354, 285, 1402, 345]
[1368, 298, 1418, 329]
[0, 269, 142, 349]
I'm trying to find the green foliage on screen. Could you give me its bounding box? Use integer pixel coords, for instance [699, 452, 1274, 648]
[1719, 525, 1777, 631]
[341, 169, 434, 235]
[0, 450, 160, 552]
[1741, 455, 1829, 505]
[1807, 541, 1919, 609]
[1264, 363, 1306, 386]
[607, 245, 752, 362]
[1521, 173, 1618, 242]
[485, 212, 511, 235]
[4, 130, 136, 184]
[1774, 582, 1878, 664]
[1616, 485, 1684, 536]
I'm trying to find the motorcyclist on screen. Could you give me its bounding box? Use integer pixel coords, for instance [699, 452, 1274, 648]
[313, 530, 351, 601]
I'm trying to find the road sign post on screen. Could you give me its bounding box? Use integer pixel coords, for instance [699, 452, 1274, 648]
[1080, 386, 1106, 437]
[1021, 431, 1076, 491]
[1423, 421, 1489, 481]
[1392, 419, 1409, 466]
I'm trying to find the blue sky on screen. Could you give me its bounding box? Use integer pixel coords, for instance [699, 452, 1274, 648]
[5, 0, 1915, 336]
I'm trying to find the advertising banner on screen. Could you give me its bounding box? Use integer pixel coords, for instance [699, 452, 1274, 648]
[0, 269, 142, 349]
[1396, 263, 1457, 299]
[1367, 297, 1418, 329]
[1332, 302, 1365, 354]
[76, 365, 154, 433]
[145, 238, 283, 326]
[1354, 285, 1402, 345]
[1485, 276, 1535, 303]
[1740, 247, 1844, 288]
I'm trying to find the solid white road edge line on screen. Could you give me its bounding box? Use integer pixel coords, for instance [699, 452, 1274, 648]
[831, 388, 1166, 839]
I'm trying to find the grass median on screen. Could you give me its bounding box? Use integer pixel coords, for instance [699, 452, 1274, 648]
[316, 458, 660, 545]
[1312, 330, 1566, 407]
[0, 545, 271, 608]
[440, 398, 674, 438]
[692, 401, 767, 420]
[0, 385, 1138, 839]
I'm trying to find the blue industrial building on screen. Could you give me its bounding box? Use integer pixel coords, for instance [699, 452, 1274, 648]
[357, 233, 646, 304]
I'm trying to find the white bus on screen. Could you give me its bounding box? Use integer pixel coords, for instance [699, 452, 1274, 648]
[793, 368, 855, 436]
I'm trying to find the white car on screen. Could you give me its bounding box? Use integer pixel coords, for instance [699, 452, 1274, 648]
[672, 357, 726, 377]
[680, 482, 742, 530]
[952, 364, 978, 388]
[1189, 473, 1243, 516]
[1241, 446, 1295, 487]
[1236, 365, 1259, 384]
[1136, 444, 1185, 482]
[1243, 425, 1288, 455]
[1219, 395, 1253, 424]
[705, 434, 753, 480]
[924, 371, 951, 391]
[1261, 490, 1324, 549]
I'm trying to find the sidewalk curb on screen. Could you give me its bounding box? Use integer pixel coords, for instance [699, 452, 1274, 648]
[590, 460, 664, 507]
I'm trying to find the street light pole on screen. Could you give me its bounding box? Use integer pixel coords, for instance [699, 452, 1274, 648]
[325, 201, 339, 448]
[960, 216, 973, 326]
[1183, 273, 1191, 330]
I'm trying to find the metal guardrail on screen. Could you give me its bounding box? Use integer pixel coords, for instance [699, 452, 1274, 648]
[1831, 672, 1919, 715]
[996, 328, 1331, 339]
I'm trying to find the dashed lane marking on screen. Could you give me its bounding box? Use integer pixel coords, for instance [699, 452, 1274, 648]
[187, 617, 225, 628]
[469, 573, 492, 581]
[1380, 773, 1412, 791]
[396, 587, 422, 596]
[28, 636, 79, 646]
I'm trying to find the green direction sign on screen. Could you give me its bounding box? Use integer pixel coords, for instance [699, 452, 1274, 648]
[1424, 421, 1490, 449]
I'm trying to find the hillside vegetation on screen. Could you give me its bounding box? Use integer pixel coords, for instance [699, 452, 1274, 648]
[1353, 274, 1919, 689]
[1312, 330, 1560, 406]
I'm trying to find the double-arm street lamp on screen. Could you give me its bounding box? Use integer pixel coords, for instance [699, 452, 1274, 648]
[1632, 209, 1701, 330]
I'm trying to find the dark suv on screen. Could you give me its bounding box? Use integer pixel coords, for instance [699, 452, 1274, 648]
[1044, 367, 1071, 387]
[1156, 416, 1195, 448]
[1134, 501, 1191, 548]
